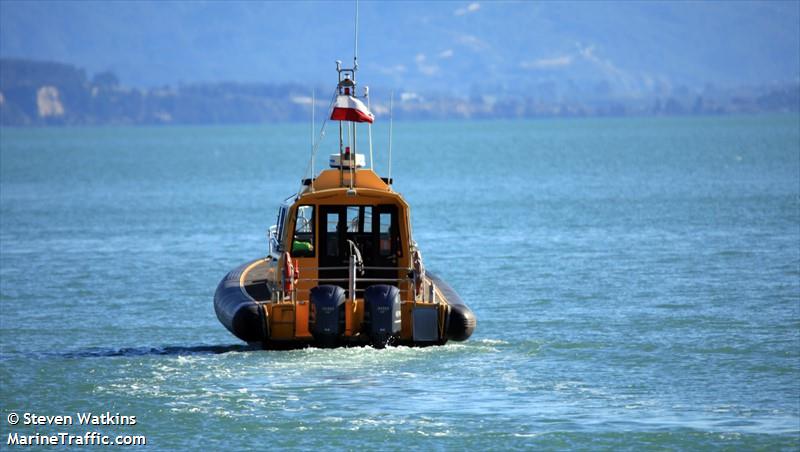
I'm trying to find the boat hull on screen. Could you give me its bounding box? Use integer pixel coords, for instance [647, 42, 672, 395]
[214, 259, 476, 348]
[427, 271, 477, 342]
[213, 260, 270, 343]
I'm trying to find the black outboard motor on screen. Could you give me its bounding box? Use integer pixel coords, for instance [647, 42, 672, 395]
[364, 285, 401, 348]
[310, 285, 346, 347]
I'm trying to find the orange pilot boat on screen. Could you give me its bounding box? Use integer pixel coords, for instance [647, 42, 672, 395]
[214, 56, 475, 349]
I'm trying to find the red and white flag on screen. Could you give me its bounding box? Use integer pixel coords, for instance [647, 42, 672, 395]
[330, 95, 374, 123]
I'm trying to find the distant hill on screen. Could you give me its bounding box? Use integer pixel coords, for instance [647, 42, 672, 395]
[1, 58, 797, 126]
[0, 58, 312, 125]
[1, 1, 798, 99]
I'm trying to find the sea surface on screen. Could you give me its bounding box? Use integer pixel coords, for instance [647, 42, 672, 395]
[1, 116, 798, 450]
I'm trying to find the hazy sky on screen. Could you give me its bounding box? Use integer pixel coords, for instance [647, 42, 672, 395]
[1, 1, 798, 94]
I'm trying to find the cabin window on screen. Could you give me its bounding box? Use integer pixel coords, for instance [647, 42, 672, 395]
[345, 206, 374, 258]
[319, 204, 399, 261]
[362, 206, 373, 233]
[379, 212, 393, 256]
[346, 205, 372, 233]
[326, 212, 339, 257]
[291, 205, 315, 258]
[346, 206, 360, 233]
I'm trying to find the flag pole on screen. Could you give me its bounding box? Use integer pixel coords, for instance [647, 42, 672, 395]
[388, 90, 394, 185]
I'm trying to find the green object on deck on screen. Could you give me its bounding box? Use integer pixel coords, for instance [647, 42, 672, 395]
[292, 240, 313, 254]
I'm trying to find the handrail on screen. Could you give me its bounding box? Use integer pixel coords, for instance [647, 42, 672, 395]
[295, 266, 412, 272]
[293, 287, 413, 294]
[297, 277, 411, 283]
[268, 264, 423, 302]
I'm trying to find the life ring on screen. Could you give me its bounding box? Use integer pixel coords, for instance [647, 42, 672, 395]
[283, 252, 298, 293]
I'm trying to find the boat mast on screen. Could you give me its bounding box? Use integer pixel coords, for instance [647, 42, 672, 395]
[334, 0, 361, 190]
[335, 62, 358, 189]
[350, 0, 358, 190]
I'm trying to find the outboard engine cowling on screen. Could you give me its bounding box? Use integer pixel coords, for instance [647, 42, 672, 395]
[310, 285, 346, 347]
[364, 285, 401, 348]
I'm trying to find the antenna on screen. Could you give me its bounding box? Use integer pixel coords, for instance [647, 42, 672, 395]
[366, 86, 373, 169]
[300, 86, 337, 197]
[310, 88, 315, 190]
[388, 90, 393, 184]
[353, 0, 359, 71]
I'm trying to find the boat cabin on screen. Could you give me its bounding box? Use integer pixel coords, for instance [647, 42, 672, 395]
[269, 167, 413, 304]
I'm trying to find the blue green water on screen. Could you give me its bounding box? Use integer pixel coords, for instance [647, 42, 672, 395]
[1, 116, 799, 449]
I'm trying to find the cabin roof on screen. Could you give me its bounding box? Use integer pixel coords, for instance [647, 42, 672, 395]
[296, 169, 406, 206]
[312, 168, 390, 191]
